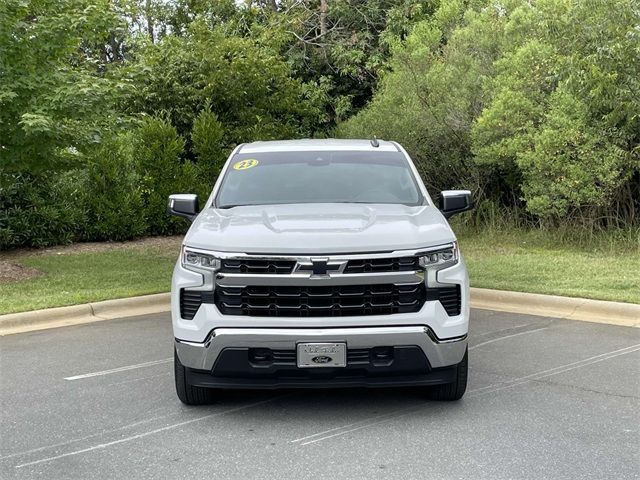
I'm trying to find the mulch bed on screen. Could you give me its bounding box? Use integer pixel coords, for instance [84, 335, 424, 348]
[0, 261, 43, 283]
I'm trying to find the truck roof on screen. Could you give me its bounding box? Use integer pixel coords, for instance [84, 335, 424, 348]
[238, 138, 399, 153]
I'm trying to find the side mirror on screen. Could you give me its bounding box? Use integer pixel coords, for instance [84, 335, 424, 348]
[439, 190, 474, 219]
[167, 194, 199, 222]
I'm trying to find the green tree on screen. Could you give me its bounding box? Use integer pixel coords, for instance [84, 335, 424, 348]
[128, 21, 325, 151]
[342, 0, 639, 227]
[473, 0, 639, 224]
[274, 0, 439, 122]
[339, 0, 496, 195]
[0, 0, 131, 173]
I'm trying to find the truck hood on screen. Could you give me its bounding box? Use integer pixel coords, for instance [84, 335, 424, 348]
[184, 203, 455, 254]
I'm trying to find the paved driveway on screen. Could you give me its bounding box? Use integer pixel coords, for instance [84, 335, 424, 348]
[1, 310, 638, 479]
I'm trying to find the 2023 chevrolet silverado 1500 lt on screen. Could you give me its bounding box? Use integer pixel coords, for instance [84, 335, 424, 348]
[167, 139, 473, 404]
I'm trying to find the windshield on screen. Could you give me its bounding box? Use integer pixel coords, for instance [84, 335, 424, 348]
[215, 150, 423, 208]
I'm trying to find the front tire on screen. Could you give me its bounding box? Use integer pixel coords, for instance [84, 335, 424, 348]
[427, 348, 468, 401]
[174, 349, 215, 405]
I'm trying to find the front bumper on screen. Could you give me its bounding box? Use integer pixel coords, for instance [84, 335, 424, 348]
[175, 325, 467, 376]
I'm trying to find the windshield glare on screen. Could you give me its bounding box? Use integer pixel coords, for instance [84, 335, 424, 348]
[215, 150, 423, 208]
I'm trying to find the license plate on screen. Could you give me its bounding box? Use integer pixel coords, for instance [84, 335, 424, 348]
[297, 343, 346, 368]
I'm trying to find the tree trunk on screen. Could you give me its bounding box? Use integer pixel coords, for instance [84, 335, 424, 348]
[319, 0, 328, 36]
[265, 0, 277, 11]
[146, 0, 154, 43]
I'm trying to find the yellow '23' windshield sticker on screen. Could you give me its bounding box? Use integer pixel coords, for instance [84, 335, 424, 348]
[233, 159, 259, 170]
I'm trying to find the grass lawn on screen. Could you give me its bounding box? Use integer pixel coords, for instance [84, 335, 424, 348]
[0, 241, 180, 315]
[457, 228, 640, 304]
[0, 230, 638, 314]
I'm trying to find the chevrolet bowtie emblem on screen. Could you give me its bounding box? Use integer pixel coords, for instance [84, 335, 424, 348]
[295, 258, 347, 277]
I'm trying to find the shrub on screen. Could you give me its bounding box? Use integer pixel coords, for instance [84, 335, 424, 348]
[134, 116, 191, 235]
[81, 133, 147, 241]
[0, 171, 86, 249]
[191, 106, 226, 182]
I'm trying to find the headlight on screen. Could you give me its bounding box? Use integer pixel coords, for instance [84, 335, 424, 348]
[419, 242, 459, 269]
[182, 247, 221, 271]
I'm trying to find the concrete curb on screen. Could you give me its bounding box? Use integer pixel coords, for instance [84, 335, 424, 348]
[1, 289, 638, 336]
[0, 293, 170, 336]
[471, 288, 640, 328]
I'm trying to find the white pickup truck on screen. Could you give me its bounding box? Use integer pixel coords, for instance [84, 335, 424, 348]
[168, 139, 473, 404]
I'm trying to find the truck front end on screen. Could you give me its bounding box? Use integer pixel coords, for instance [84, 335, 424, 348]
[168, 139, 473, 404]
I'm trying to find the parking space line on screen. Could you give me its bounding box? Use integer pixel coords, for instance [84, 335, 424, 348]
[14, 396, 285, 469]
[469, 326, 549, 350]
[299, 410, 427, 446]
[1, 412, 177, 461]
[297, 343, 640, 445]
[102, 372, 171, 388]
[472, 321, 539, 338]
[477, 343, 640, 395]
[291, 405, 424, 444]
[64, 358, 172, 380]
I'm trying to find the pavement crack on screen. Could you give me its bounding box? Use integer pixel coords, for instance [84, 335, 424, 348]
[560, 301, 584, 321]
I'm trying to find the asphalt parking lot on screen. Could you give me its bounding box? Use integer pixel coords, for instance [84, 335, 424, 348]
[1, 310, 638, 479]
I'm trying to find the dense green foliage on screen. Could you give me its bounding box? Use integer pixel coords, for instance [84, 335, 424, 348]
[82, 134, 146, 241]
[0, 0, 131, 173]
[129, 23, 325, 142]
[1, 0, 638, 249]
[340, 0, 640, 227]
[0, 172, 84, 247]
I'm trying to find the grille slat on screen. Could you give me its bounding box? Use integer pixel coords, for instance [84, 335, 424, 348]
[215, 283, 426, 317]
[427, 285, 461, 316]
[344, 257, 420, 273]
[250, 348, 384, 366]
[180, 290, 216, 320]
[180, 290, 203, 320]
[271, 350, 297, 363]
[220, 259, 296, 274]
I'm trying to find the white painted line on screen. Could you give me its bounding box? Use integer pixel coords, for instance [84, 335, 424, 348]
[462, 343, 640, 396]
[1, 412, 177, 461]
[299, 411, 423, 446]
[290, 405, 423, 444]
[102, 372, 171, 389]
[15, 396, 284, 469]
[294, 326, 552, 445]
[473, 322, 539, 338]
[64, 358, 172, 381]
[298, 343, 640, 446]
[469, 326, 549, 350]
[476, 343, 640, 395]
